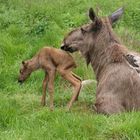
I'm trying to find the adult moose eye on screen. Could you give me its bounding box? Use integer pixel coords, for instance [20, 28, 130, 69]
[81, 28, 87, 34]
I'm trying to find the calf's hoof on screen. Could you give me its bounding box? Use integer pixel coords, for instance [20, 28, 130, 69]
[65, 106, 71, 112]
[50, 106, 54, 111]
[41, 100, 46, 106]
[92, 104, 97, 112]
[75, 97, 79, 101]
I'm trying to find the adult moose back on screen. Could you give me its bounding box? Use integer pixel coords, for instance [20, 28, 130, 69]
[61, 7, 140, 115]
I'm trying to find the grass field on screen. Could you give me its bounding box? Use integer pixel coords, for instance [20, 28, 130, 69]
[0, 0, 140, 139]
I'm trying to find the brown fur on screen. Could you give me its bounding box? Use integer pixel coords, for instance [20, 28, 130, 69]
[18, 47, 81, 111]
[61, 8, 140, 114]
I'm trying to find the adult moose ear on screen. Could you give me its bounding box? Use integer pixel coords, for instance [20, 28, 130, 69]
[89, 8, 101, 31]
[109, 7, 124, 24]
[89, 8, 97, 22]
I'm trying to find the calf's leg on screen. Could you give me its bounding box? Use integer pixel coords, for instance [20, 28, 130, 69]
[58, 68, 81, 110]
[71, 72, 82, 101]
[41, 73, 48, 106]
[47, 69, 56, 111]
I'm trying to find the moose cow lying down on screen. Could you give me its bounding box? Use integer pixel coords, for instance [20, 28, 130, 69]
[61, 7, 140, 114]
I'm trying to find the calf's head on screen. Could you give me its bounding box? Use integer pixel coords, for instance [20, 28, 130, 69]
[61, 7, 124, 53]
[18, 61, 32, 83]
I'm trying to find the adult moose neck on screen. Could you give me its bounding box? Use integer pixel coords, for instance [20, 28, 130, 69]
[88, 18, 125, 81]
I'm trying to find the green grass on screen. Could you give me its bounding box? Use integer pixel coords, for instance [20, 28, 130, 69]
[0, 0, 140, 139]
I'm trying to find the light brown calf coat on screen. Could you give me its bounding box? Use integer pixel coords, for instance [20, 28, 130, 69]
[18, 47, 81, 110]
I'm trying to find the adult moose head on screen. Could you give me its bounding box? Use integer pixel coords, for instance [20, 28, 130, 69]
[61, 7, 140, 115]
[61, 7, 124, 55]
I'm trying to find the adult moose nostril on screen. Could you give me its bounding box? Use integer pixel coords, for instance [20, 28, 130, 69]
[61, 43, 68, 50]
[61, 46, 65, 50]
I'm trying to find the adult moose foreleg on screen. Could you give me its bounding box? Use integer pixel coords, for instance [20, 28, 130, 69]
[95, 96, 125, 115]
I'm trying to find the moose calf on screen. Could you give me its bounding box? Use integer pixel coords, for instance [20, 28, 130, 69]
[18, 47, 82, 111]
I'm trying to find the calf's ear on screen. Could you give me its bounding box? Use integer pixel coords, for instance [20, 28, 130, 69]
[22, 61, 28, 68]
[22, 61, 25, 65]
[109, 7, 124, 24]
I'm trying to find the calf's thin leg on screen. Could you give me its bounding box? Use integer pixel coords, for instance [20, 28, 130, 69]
[71, 72, 82, 101]
[58, 68, 81, 110]
[66, 73, 81, 109]
[41, 73, 48, 106]
[48, 69, 56, 111]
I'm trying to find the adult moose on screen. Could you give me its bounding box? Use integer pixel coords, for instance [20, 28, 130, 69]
[61, 7, 140, 114]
